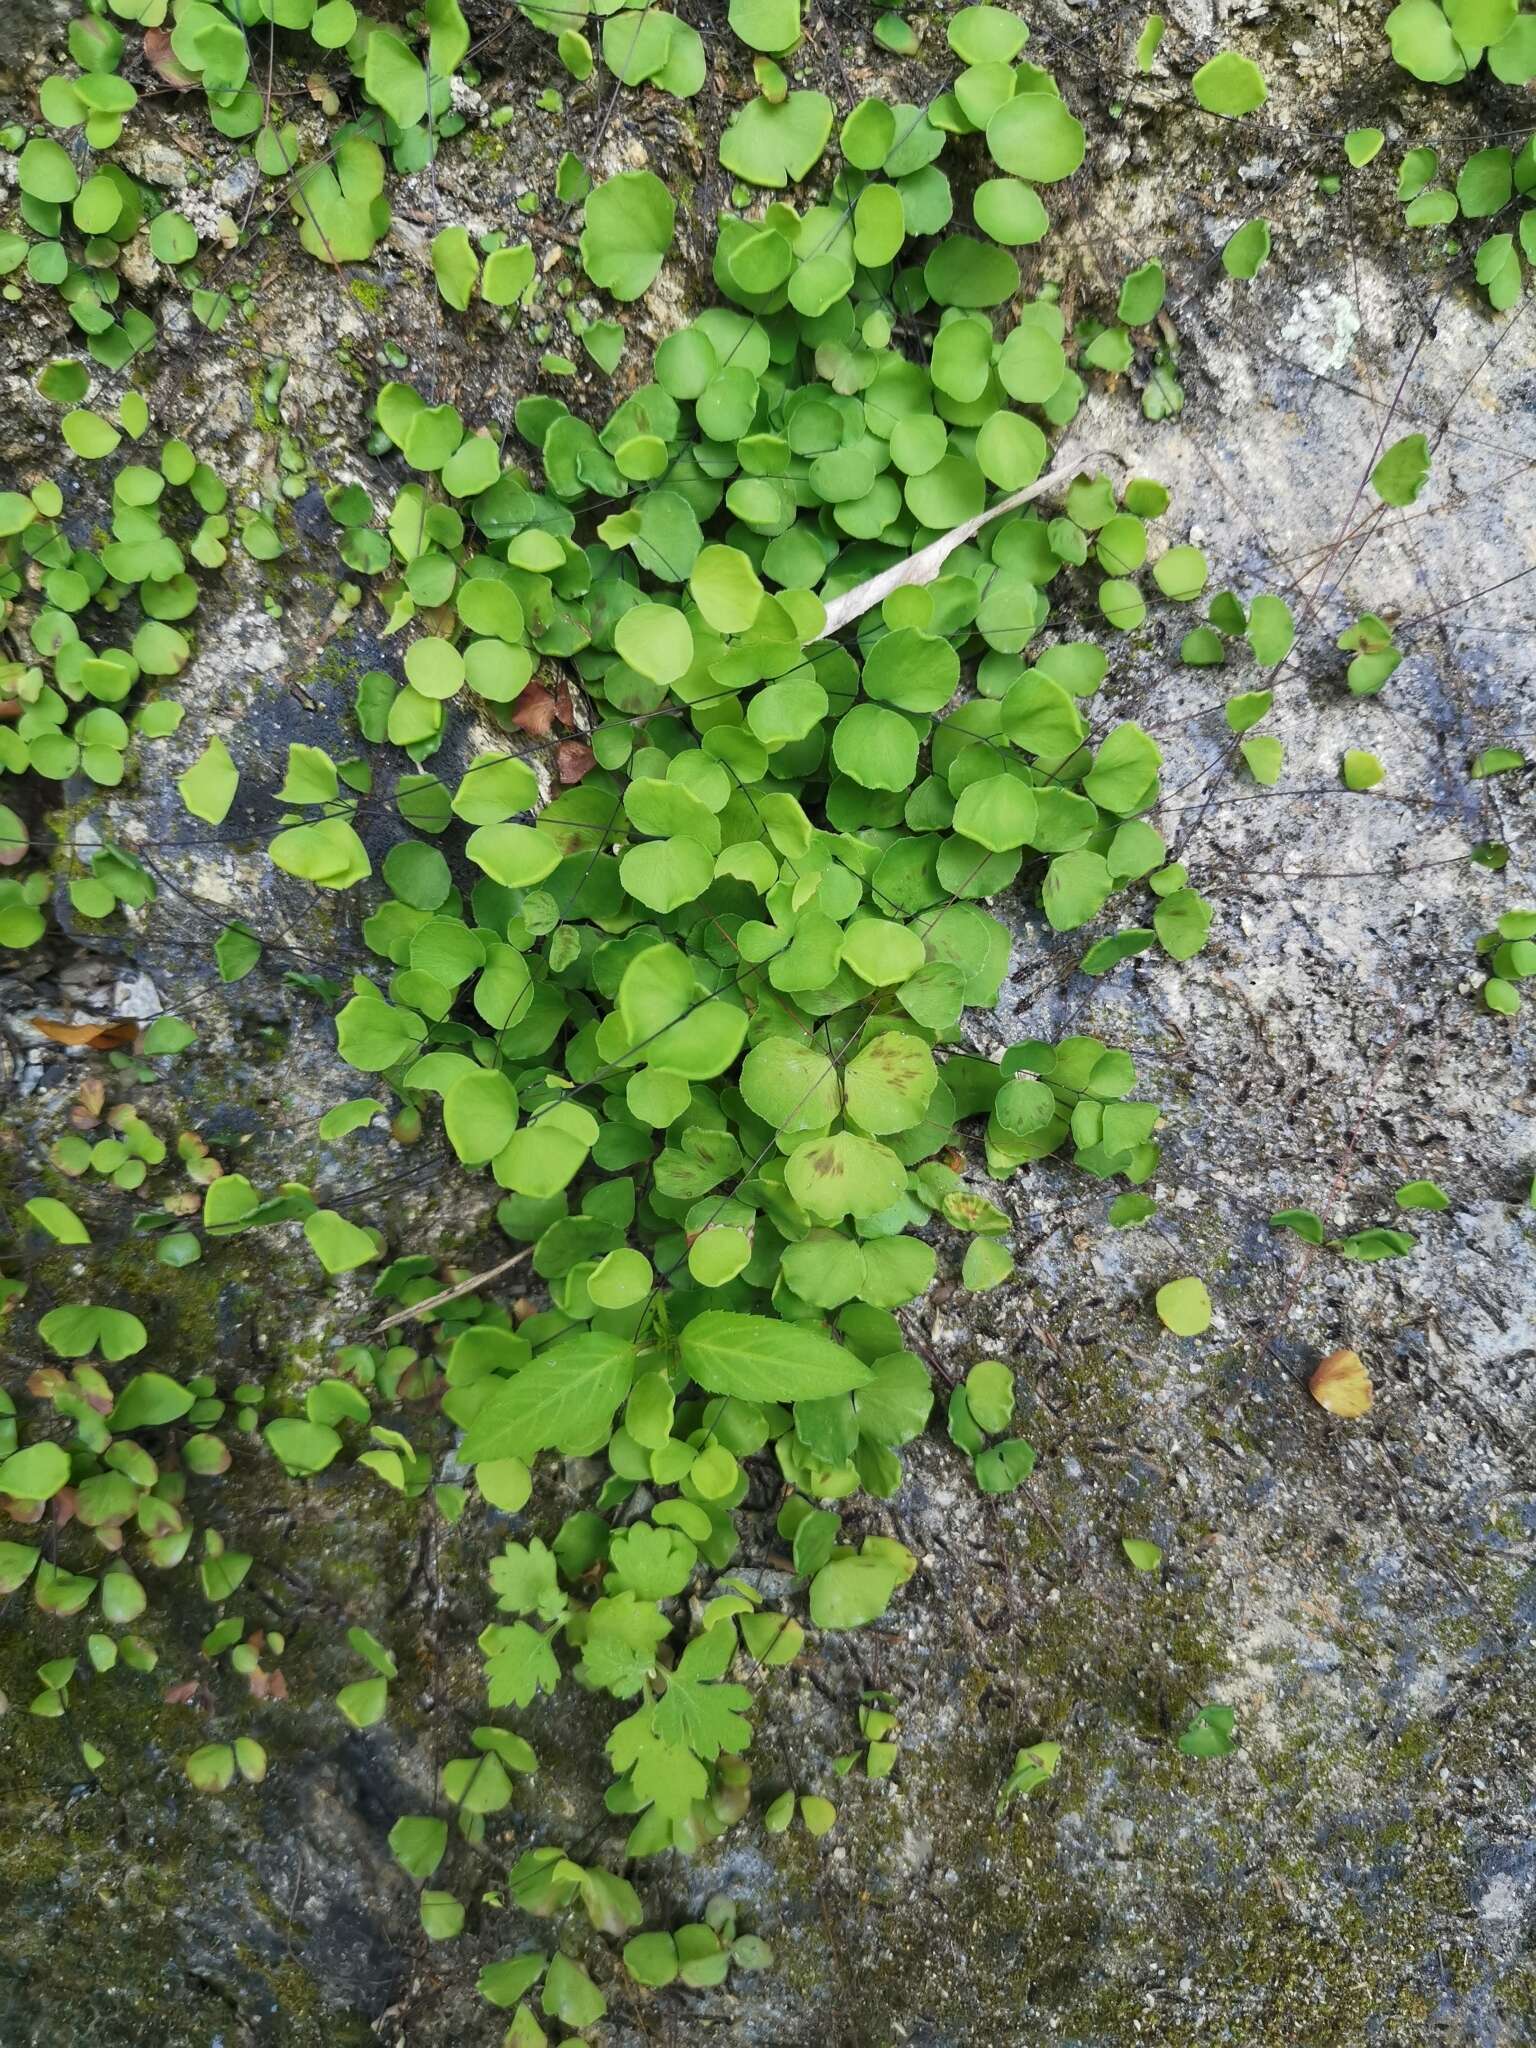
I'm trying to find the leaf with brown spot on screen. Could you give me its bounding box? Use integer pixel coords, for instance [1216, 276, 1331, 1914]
[783, 1130, 905, 1222]
[1309, 1348, 1372, 1417]
[842, 1030, 936, 1135]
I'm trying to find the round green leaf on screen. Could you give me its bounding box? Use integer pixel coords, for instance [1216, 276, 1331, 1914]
[1191, 50, 1268, 115]
[832, 705, 919, 791]
[986, 95, 1085, 183]
[0, 1443, 71, 1501]
[614, 603, 694, 685]
[1155, 1276, 1212, 1336]
[720, 90, 834, 188]
[444, 1068, 520, 1165]
[580, 171, 676, 300]
[19, 137, 80, 203]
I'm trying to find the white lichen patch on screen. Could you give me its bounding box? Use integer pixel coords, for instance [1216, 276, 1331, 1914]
[1279, 283, 1362, 376]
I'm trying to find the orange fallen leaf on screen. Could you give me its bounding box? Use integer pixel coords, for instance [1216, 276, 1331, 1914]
[1309, 1348, 1372, 1417]
[32, 1017, 139, 1049]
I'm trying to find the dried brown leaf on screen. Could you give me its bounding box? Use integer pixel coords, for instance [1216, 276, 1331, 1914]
[33, 1017, 139, 1049]
[817, 449, 1101, 639]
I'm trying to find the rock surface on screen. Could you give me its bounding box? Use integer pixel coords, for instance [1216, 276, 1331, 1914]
[2, 4, 1533, 2046]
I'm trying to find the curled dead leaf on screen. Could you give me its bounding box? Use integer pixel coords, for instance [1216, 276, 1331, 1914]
[143, 27, 199, 87]
[556, 740, 595, 786]
[1309, 1348, 1372, 1418]
[73, 1077, 108, 1125]
[510, 681, 558, 736]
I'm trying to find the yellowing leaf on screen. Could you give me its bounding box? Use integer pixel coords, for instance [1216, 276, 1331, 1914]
[1308, 1348, 1372, 1417]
